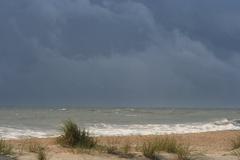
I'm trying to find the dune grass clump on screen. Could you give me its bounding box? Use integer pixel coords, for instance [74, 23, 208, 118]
[231, 134, 240, 160]
[106, 145, 118, 154]
[142, 137, 178, 157]
[37, 147, 47, 160]
[28, 141, 42, 153]
[57, 120, 97, 149]
[141, 137, 191, 160]
[142, 141, 157, 159]
[232, 149, 240, 159]
[23, 139, 48, 160]
[157, 136, 178, 153]
[232, 135, 240, 150]
[101, 143, 134, 158]
[0, 139, 13, 155]
[122, 142, 131, 155]
[176, 144, 191, 160]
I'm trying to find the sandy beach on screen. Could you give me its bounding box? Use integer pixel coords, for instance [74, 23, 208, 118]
[3, 130, 240, 160]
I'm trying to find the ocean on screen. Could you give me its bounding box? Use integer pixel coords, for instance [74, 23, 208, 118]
[0, 107, 240, 139]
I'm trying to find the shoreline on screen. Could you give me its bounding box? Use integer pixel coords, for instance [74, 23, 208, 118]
[7, 130, 240, 152]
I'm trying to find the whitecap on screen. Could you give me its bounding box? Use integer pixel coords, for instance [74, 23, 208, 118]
[88, 119, 240, 136]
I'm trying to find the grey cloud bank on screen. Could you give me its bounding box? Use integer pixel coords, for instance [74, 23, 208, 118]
[0, 0, 240, 106]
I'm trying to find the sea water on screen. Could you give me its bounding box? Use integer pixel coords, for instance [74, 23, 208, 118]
[0, 106, 239, 139]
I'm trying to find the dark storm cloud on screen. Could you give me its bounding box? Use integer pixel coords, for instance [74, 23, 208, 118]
[139, 0, 240, 58]
[0, 0, 240, 106]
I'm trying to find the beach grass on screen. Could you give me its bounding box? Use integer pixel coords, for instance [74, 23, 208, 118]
[106, 145, 118, 154]
[141, 136, 191, 160]
[21, 139, 48, 160]
[232, 134, 240, 150]
[57, 120, 97, 149]
[28, 141, 42, 153]
[176, 144, 191, 160]
[231, 134, 240, 160]
[56, 120, 135, 158]
[121, 142, 131, 155]
[0, 139, 13, 155]
[232, 149, 240, 158]
[142, 140, 156, 159]
[99, 144, 134, 158]
[37, 147, 47, 160]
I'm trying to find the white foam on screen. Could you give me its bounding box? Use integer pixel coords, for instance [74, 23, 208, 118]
[88, 119, 240, 136]
[0, 127, 58, 139]
[58, 108, 67, 111]
[1, 119, 240, 139]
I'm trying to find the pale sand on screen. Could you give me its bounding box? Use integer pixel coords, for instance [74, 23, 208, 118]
[5, 130, 240, 160]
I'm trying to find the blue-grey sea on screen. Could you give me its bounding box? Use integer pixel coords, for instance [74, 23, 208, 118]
[0, 106, 240, 139]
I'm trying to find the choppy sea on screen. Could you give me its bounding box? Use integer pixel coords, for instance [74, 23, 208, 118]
[0, 106, 240, 139]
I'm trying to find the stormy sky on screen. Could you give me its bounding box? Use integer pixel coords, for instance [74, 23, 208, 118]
[1, 0, 240, 107]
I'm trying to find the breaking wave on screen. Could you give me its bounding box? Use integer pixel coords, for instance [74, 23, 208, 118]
[89, 118, 240, 136]
[1, 118, 240, 139]
[0, 127, 57, 139]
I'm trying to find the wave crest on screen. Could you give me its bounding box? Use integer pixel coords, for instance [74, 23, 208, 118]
[1, 119, 240, 139]
[89, 119, 240, 136]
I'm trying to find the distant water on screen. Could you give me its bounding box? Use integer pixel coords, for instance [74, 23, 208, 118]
[0, 107, 240, 139]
